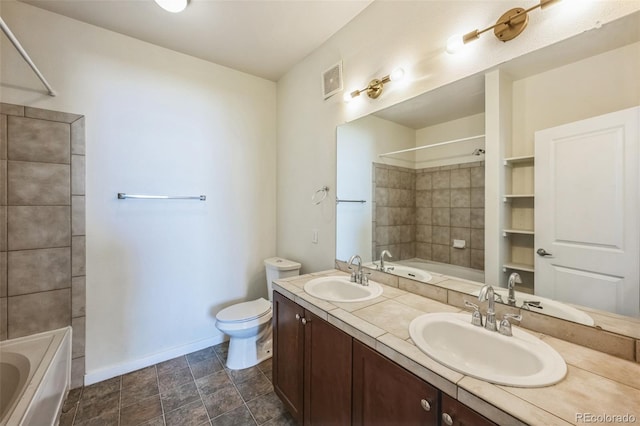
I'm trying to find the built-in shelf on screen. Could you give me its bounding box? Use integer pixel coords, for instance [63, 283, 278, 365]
[503, 155, 535, 166]
[503, 229, 535, 236]
[503, 194, 534, 202]
[503, 262, 535, 273]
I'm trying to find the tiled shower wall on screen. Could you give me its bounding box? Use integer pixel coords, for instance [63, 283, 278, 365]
[373, 162, 484, 270]
[0, 103, 86, 388]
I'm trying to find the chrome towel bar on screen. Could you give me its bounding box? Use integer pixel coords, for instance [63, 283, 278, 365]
[117, 193, 206, 201]
[336, 197, 366, 204]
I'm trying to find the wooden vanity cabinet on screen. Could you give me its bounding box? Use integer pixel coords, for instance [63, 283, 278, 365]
[441, 393, 496, 426]
[272, 291, 352, 425]
[352, 340, 439, 425]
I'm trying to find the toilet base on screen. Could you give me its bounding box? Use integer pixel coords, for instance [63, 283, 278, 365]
[226, 322, 272, 370]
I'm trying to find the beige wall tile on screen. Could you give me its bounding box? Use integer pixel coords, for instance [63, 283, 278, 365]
[363, 267, 399, 288]
[432, 208, 450, 226]
[0, 160, 6, 205]
[636, 340, 639, 363]
[25, 107, 82, 124]
[0, 297, 6, 340]
[416, 225, 432, 243]
[0, 207, 5, 251]
[416, 243, 431, 260]
[388, 169, 402, 189]
[374, 187, 388, 205]
[72, 236, 86, 277]
[415, 190, 431, 207]
[7, 206, 70, 250]
[72, 196, 86, 236]
[451, 208, 470, 227]
[470, 166, 485, 187]
[450, 168, 471, 188]
[470, 208, 484, 228]
[7, 161, 70, 205]
[398, 278, 448, 303]
[71, 155, 85, 195]
[8, 248, 71, 296]
[0, 103, 24, 116]
[432, 226, 450, 245]
[470, 228, 484, 249]
[432, 189, 450, 207]
[0, 116, 6, 159]
[375, 167, 388, 187]
[415, 173, 431, 190]
[471, 187, 485, 208]
[7, 116, 70, 164]
[399, 242, 415, 260]
[432, 170, 450, 189]
[72, 316, 86, 359]
[0, 252, 6, 297]
[450, 247, 471, 267]
[471, 249, 485, 270]
[8, 288, 71, 338]
[450, 188, 470, 207]
[415, 207, 432, 225]
[72, 276, 86, 318]
[451, 227, 470, 243]
[432, 244, 449, 263]
[71, 357, 85, 389]
[71, 117, 85, 155]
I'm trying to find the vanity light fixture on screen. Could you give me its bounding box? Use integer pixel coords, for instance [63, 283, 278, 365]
[446, 0, 561, 54]
[154, 0, 189, 13]
[344, 67, 405, 102]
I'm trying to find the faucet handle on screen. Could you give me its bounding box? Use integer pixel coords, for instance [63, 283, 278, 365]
[361, 271, 372, 286]
[464, 300, 483, 327]
[498, 313, 522, 336]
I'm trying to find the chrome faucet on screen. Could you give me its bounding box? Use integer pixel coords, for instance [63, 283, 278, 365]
[499, 313, 523, 336]
[348, 254, 370, 286]
[379, 250, 393, 272]
[507, 273, 522, 306]
[478, 285, 497, 332]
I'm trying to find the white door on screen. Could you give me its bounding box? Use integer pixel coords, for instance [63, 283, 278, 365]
[535, 106, 640, 317]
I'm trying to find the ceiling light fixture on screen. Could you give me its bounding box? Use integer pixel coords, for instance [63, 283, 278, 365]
[446, 0, 562, 54]
[344, 67, 405, 102]
[154, 0, 189, 13]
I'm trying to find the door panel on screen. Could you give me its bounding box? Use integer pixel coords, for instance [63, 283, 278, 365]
[535, 107, 640, 316]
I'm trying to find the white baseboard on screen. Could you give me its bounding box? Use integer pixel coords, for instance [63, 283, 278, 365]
[83, 335, 228, 386]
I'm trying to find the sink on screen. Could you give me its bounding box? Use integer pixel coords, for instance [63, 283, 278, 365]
[304, 276, 383, 303]
[368, 262, 432, 283]
[409, 312, 567, 387]
[473, 288, 594, 326]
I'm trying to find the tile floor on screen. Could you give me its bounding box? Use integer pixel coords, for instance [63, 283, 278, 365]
[59, 341, 297, 426]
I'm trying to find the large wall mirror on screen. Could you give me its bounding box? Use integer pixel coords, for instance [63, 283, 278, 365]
[336, 11, 640, 341]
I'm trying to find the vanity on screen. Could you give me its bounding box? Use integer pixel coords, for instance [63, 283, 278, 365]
[271, 270, 640, 425]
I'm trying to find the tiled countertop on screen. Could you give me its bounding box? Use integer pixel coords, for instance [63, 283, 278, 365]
[273, 270, 640, 426]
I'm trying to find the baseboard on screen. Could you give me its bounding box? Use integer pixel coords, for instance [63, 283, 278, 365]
[83, 335, 228, 386]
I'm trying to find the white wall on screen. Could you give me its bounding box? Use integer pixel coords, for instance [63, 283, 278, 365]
[276, 0, 640, 274]
[415, 113, 486, 168]
[336, 115, 414, 262]
[0, 3, 276, 382]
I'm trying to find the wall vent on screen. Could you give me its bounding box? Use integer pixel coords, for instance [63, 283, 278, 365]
[322, 61, 343, 99]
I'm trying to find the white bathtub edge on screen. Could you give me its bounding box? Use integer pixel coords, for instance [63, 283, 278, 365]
[84, 334, 227, 386]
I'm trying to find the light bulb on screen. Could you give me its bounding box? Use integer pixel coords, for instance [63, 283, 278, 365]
[446, 34, 465, 54]
[154, 0, 188, 13]
[389, 68, 405, 82]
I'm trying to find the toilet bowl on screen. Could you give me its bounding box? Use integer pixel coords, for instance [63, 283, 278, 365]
[215, 257, 301, 370]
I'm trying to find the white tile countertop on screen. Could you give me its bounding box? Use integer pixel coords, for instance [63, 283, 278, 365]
[273, 270, 640, 426]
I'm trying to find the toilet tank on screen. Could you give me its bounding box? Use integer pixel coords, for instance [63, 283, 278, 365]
[264, 257, 301, 301]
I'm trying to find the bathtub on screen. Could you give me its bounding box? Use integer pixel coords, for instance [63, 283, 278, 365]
[0, 327, 72, 426]
[398, 259, 485, 284]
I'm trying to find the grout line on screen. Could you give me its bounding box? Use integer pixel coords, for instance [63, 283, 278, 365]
[153, 365, 167, 426]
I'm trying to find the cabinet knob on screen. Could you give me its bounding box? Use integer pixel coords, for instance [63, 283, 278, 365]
[301, 318, 308, 325]
[420, 399, 431, 412]
[442, 413, 454, 426]
[295, 314, 301, 321]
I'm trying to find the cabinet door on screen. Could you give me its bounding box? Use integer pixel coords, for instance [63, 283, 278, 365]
[273, 291, 305, 423]
[441, 393, 497, 426]
[352, 340, 439, 426]
[304, 311, 352, 425]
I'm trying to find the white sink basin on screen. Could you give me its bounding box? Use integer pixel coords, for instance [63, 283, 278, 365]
[473, 288, 594, 326]
[409, 313, 567, 387]
[304, 276, 383, 303]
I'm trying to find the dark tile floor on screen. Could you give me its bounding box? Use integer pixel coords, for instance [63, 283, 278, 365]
[59, 341, 297, 426]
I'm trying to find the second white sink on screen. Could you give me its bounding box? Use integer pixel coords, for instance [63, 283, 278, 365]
[304, 276, 383, 303]
[409, 312, 567, 387]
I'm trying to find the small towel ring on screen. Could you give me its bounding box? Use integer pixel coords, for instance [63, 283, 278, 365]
[312, 186, 329, 205]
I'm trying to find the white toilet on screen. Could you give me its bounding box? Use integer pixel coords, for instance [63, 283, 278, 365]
[215, 257, 301, 370]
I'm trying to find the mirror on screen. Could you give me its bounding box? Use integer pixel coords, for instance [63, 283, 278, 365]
[336, 11, 640, 339]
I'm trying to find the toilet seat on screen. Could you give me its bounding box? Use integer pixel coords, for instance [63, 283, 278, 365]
[216, 298, 272, 323]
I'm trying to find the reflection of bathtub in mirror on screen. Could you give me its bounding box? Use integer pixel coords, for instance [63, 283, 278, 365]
[366, 259, 484, 284]
[366, 262, 433, 283]
[471, 288, 595, 327]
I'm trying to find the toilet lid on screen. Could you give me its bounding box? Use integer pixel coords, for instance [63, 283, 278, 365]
[216, 298, 272, 323]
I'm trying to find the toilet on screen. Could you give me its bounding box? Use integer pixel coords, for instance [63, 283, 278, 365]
[215, 257, 301, 370]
